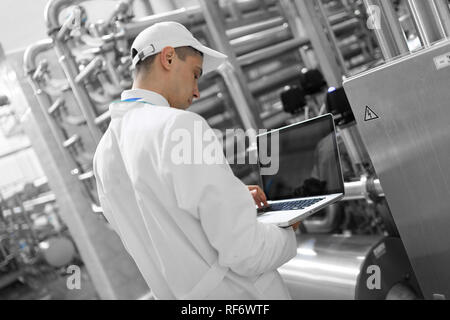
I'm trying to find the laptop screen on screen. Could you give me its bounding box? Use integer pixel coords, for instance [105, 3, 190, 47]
[258, 114, 344, 201]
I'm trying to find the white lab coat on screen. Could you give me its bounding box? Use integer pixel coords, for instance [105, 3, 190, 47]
[93, 89, 297, 300]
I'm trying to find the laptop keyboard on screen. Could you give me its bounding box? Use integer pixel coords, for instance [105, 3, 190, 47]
[258, 198, 326, 214]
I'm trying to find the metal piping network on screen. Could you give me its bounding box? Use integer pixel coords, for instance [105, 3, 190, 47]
[40, 0, 301, 190]
[238, 38, 308, 67]
[43, 0, 290, 135]
[36, 0, 309, 188]
[23, 39, 78, 170]
[216, 61, 261, 131]
[42, 0, 376, 129]
[40, 0, 387, 188]
[198, 0, 264, 130]
[316, 0, 349, 75]
[121, 11, 295, 56]
[42, 1, 385, 176]
[42, 0, 363, 134]
[45, 1, 199, 142]
[116, 0, 278, 38]
[24, 39, 100, 207]
[231, 24, 292, 56]
[227, 16, 285, 40]
[45, 0, 105, 143]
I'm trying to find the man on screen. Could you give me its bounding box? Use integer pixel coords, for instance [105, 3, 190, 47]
[93, 21, 298, 300]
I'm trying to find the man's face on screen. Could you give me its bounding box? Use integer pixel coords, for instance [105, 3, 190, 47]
[170, 53, 203, 110]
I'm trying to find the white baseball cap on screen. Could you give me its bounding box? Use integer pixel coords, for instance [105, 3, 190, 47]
[131, 21, 227, 75]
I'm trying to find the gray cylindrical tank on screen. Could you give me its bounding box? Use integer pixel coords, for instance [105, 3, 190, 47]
[279, 234, 421, 300]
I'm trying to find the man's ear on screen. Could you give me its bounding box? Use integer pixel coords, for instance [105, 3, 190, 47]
[160, 46, 175, 71]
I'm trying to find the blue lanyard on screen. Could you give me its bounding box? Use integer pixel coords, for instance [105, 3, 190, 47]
[122, 98, 142, 102]
[115, 98, 155, 105]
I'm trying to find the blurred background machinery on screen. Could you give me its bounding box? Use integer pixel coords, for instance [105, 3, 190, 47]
[0, 177, 97, 299]
[0, 0, 449, 299]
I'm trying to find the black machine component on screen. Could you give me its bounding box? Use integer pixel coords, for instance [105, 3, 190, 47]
[299, 69, 328, 95]
[280, 86, 307, 115]
[280, 69, 328, 115]
[326, 86, 356, 125]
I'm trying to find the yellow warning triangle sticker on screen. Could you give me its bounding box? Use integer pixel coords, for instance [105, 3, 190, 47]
[364, 106, 379, 122]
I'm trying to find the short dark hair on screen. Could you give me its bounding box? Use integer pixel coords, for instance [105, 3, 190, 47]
[132, 46, 203, 75]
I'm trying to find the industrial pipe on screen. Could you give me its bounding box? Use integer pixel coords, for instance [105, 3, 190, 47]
[329, 11, 353, 25]
[343, 177, 384, 201]
[116, 0, 278, 39]
[24, 39, 83, 171]
[200, 0, 264, 130]
[248, 65, 302, 95]
[45, 3, 104, 142]
[216, 62, 261, 130]
[118, 7, 204, 38]
[75, 57, 104, 84]
[54, 42, 103, 142]
[333, 18, 361, 37]
[227, 16, 285, 40]
[231, 24, 292, 56]
[95, 110, 111, 126]
[238, 38, 309, 67]
[190, 94, 225, 119]
[45, 0, 282, 46]
[315, 0, 348, 73]
[47, 97, 65, 118]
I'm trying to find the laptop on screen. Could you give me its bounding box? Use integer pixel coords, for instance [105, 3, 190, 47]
[256, 114, 345, 228]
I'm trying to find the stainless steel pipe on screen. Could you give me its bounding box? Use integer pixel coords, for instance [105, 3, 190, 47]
[227, 17, 285, 40]
[45, 0, 275, 33]
[231, 24, 292, 56]
[75, 57, 103, 84]
[216, 62, 261, 131]
[343, 177, 384, 201]
[200, 0, 264, 130]
[54, 42, 103, 142]
[120, 5, 284, 41]
[333, 18, 361, 37]
[23, 39, 80, 170]
[104, 0, 277, 39]
[238, 38, 309, 67]
[248, 65, 302, 95]
[119, 6, 204, 38]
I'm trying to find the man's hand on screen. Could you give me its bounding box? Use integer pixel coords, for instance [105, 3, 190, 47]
[248, 185, 269, 209]
[291, 221, 301, 232]
[249, 185, 300, 231]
